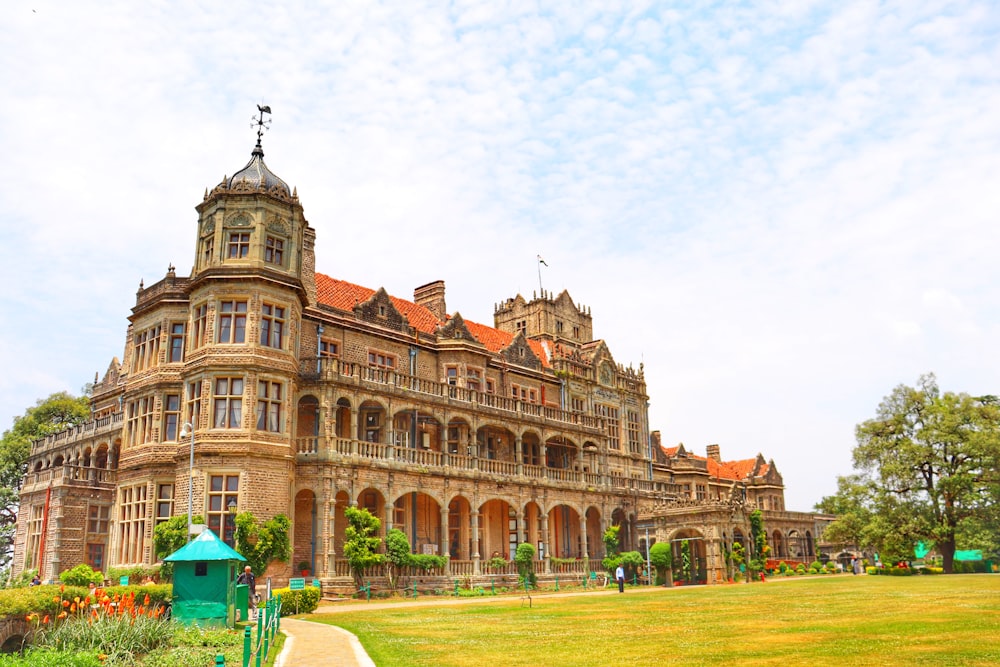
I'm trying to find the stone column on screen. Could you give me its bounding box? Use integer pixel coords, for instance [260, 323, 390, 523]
[579, 513, 589, 560]
[471, 510, 481, 575]
[319, 479, 331, 577]
[515, 435, 523, 476]
[440, 505, 450, 575]
[540, 511, 550, 574]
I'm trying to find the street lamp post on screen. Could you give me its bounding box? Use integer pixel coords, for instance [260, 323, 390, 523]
[227, 496, 238, 547]
[179, 422, 195, 543]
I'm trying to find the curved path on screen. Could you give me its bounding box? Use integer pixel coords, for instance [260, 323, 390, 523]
[276, 617, 375, 667]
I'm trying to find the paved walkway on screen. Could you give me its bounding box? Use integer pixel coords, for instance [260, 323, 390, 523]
[276, 617, 374, 667]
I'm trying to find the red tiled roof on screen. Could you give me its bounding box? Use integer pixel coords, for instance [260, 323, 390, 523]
[659, 442, 759, 482]
[315, 273, 440, 334]
[315, 273, 550, 367]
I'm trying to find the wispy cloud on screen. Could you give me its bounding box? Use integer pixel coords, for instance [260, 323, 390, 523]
[1, 0, 998, 509]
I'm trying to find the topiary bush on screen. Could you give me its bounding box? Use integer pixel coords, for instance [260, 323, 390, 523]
[271, 586, 320, 616]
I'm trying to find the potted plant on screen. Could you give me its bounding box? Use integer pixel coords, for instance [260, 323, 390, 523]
[298, 561, 310, 576]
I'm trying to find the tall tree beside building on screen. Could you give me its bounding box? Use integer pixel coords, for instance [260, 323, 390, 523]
[852, 374, 1000, 573]
[0, 392, 90, 569]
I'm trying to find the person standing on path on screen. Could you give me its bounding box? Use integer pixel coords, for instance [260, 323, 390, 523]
[616, 564, 625, 593]
[237, 565, 257, 617]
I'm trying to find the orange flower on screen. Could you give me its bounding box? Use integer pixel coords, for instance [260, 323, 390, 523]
[101, 595, 111, 604]
[98, 653, 107, 661]
[70, 603, 76, 613]
[57, 612, 68, 620]
[52, 596, 60, 604]
[62, 600, 70, 608]
[25, 614, 33, 622]
[143, 594, 150, 606]
[42, 615, 50, 624]
[60, 585, 65, 593]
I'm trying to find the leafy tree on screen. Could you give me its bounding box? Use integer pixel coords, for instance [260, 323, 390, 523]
[600, 524, 621, 573]
[852, 374, 1000, 573]
[731, 542, 747, 581]
[384, 528, 410, 591]
[749, 509, 769, 576]
[343, 506, 383, 589]
[0, 392, 89, 569]
[619, 550, 645, 580]
[152, 514, 205, 581]
[514, 542, 536, 589]
[649, 541, 673, 585]
[814, 474, 877, 549]
[234, 512, 291, 577]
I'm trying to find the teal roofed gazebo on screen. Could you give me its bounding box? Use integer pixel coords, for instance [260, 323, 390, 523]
[164, 529, 246, 628]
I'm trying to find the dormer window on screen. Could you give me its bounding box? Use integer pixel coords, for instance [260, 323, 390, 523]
[378, 305, 386, 317]
[228, 232, 250, 259]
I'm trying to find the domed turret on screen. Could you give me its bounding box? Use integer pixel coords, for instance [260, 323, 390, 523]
[225, 141, 290, 196]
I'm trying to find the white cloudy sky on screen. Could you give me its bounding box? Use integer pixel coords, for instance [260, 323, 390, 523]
[2, 1, 998, 511]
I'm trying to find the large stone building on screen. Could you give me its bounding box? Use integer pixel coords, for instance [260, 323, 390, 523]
[12, 120, 827, 588]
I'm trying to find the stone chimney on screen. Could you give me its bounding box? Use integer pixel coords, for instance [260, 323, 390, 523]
[706, 444, 721, 462]
[414, 280, 447, 321]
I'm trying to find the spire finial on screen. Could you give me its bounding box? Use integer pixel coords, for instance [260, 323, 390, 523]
[251, 104, 272, 154]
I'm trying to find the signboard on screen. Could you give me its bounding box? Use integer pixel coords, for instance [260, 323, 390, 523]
[289, 577, 305, 591]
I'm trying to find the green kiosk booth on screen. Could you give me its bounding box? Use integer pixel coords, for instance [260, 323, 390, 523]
[164, 529, 246, 628]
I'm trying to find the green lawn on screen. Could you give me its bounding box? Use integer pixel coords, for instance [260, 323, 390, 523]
[312, 575, 1000, 666]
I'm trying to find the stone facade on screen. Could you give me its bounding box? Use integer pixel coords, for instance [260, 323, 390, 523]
[12, 131, 828, 588]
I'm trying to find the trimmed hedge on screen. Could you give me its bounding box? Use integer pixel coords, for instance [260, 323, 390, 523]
[271, 586, 320, 616]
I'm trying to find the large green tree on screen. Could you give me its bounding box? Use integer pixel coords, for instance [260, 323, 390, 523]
[850, 374, 1000, 572]
[0, 391, 89, 568]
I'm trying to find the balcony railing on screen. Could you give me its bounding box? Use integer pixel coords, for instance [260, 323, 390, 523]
[300, 358, 606, 431]
[294, 436, 662, 498]
[22, 464, 117, 491]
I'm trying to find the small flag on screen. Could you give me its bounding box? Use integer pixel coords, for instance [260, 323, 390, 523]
[538, 255, 548, 266]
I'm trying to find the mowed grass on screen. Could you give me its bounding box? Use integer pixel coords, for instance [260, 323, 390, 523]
[311, 575, 1000, 666]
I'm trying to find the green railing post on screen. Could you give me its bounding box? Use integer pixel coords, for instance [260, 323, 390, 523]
[582, 574, 587, 589]
[555, 576, 559, 592]
[215, 655, 225, 666]
[633, 573, 637, 586]
[242, 626, 251, 667]
[263, 600, 270, 664]
[276, 595, 282, 631]
[255, 604, 264, 667]
[365, 583, 371, 601]
[454, 579, 459, 596]
[491, 578, 495, 594]
[413, 582, 417, 599]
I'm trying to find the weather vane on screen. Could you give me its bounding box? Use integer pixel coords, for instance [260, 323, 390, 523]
[251, 104, 272, 146]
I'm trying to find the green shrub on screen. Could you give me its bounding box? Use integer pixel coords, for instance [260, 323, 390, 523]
[105, 565, 161, 585]
[866, 567, 881, 575]
[825, 561, 838, 573]
[783, 569, 794, 577]
[58, 565, 103, 588]
[888, 566, 913, 576]
[408, 553, 447, 570]
[36, 613, 174, 666]
[271, 586, 320, 616]
[5, 568, 39, 589]
[921, 567, 944, 574]
[486, 556, 508, 572]
[0, 584, 90, 616]
[0, 648, 104, 667]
